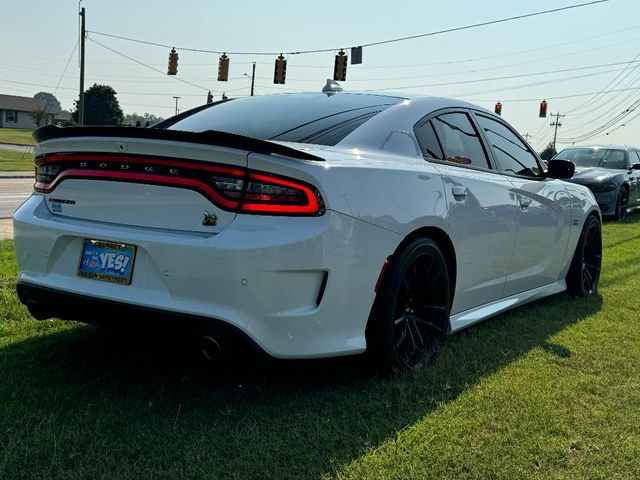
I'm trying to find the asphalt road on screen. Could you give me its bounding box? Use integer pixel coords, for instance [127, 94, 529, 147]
[0, 143, 34, 154]
[0, 178, 33, 219]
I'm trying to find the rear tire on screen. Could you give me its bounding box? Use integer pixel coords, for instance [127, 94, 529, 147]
[566, 215, 602, 296]
[613, 186, 628, 220]
[366, 238, 451, 376]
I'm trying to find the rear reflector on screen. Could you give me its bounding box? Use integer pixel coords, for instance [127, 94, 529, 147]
[374, 256, 392, 293]
[34, 154, 324, 216]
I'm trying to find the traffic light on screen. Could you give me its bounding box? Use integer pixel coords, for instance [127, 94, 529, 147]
[167, 48, 178, 75]
[274, 54, 287, 84]
[539, 99, 548, 118]
[334, 50, 347, 81]
[495, 101, 502, 116]
[207, 91, 213, 104]
[218, 53, 229, 82]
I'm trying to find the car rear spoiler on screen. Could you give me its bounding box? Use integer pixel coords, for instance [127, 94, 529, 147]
[32, 125, 325, 162]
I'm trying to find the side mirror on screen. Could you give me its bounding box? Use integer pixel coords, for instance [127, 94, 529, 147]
[547, 159, 575, 179]
[632, 162, 640, 170]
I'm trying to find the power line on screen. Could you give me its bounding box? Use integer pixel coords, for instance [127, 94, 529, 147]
[86, 1, 611, 56]
[53, 41, 78, 95]
[87, 37, 219, 93]
[464, 87, 640, 103]
[362, 61, 638, 92]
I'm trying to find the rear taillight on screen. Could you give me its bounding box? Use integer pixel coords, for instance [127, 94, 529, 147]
[34, 154, 324, 216]
[240, 173, 321, 214]
[36, 164, 61, 183]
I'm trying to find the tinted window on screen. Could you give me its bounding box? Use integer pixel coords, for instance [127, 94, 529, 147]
[431, 113, 489, 168]
[164, 93, 401, 145]
[555, 147, 627, 170]
[476, 115, 541, 176]
[415, 120, 444, 160]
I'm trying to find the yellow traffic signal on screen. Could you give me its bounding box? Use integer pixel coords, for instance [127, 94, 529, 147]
[218, 54, 230, 82]
[334, 50, 347, 81]
[274, 54, 287, 84]
[167, 48, 178, 75]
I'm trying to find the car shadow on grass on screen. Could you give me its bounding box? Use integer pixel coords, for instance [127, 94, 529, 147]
[0, 292, 601, 479]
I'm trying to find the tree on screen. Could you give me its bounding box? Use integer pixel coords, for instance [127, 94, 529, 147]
[539, 142, 557, 161]
[30, 104, 50, 127]
[33, 92, 61, 112]
[123, 112, 164, 127]
[72, 84, 124, 125]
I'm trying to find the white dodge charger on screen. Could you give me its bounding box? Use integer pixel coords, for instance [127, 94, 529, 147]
[13, 91, 602, 373]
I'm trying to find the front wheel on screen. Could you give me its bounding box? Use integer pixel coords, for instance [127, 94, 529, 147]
[612, 186, 628, 220]
[566, 215, 602, 296]
[366, 238, 451, 376]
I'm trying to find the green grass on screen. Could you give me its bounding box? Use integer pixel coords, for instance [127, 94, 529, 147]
[1, 216, 639, 479]
[0, 148, 34, 172]
[0, 128, 34, 146]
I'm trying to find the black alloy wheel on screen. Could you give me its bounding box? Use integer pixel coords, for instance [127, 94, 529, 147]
[366, 238, 451, 376]
[613, 186, 629, 220]
[567, 215, 602, 296]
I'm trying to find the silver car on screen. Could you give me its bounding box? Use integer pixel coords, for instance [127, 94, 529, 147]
[553, 145, 640, 219]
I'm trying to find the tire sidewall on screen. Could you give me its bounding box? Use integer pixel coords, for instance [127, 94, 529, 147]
[366, 238, 450, 375]
[567, 215, 602, 296]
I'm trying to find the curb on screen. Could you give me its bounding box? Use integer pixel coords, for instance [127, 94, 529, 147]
[0, 174, 33, 179]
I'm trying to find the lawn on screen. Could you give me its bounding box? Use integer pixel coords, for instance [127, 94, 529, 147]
[0, 216, 639, 479]
[0, 148, 34, 172]
[0, 128, 34, 146]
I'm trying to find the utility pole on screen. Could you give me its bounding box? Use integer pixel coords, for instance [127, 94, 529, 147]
[522, 133, 532, 143]
[78, 6, 86, 125]
[550, 113, 565, 152]
[250, 62, 255, 97]
[173, 96, 181, 115]
[244, 63, 256, 96]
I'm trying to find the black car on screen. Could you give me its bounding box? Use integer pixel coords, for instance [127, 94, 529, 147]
[553, 145, 640, 219]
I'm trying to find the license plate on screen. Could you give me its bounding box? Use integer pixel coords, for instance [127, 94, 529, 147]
[77, 239, 137, 285]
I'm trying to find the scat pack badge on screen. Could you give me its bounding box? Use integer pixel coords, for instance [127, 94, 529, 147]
[48, 198, 76, 213]
[202, 210, 217, 226]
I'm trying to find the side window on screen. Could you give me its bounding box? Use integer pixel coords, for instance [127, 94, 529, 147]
[415, 120, 444, 160]
[634, 151, 640, 166]
[431, 113, 489, 168]
[476, 115, 541, 177]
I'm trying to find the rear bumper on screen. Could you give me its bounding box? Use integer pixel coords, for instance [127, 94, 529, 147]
[16, 281, 262, 351]
[13, 194, 402, 359]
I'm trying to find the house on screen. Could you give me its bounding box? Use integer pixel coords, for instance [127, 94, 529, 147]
[0, 94, 61, 129]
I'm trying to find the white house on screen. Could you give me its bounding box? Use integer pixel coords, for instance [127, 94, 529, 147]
[0, 94, 61, 129]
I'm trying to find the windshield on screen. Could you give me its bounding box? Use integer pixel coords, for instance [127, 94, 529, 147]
[555, 147, 627, 170]
[161, 93, 402, 146]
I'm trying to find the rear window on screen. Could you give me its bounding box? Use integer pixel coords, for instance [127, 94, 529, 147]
[163, 93, 401, 146]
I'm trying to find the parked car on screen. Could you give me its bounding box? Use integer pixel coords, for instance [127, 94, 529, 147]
[14, 91, 602, 374]
[553, 145, 640, 219]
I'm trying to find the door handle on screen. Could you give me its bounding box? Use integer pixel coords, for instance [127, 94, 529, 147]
[452, 186, 468, 199]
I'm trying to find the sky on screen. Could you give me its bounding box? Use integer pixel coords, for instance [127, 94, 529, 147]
[2, 0, 639, 151]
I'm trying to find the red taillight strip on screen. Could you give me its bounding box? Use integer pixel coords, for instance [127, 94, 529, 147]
[241, 173, 320, 214]
[36, 169, 240, 209]
[36, 154, 245, 176]
[35, 153, 324, 216]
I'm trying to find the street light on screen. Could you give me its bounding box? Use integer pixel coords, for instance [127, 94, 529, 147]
[172, 96, 181, 115]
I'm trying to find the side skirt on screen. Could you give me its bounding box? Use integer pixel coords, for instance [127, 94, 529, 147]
[448, 280, 567, 333]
